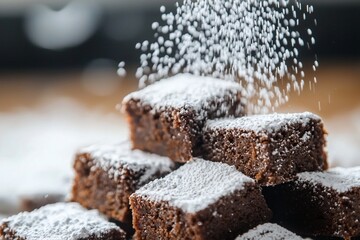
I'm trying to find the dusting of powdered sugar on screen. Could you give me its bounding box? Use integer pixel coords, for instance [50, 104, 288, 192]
[79, 141, 174, 185]
[123, 73, 244, 119]
[297, 167, 360, 193]
[205, 112, 321, 134]
[134, 158, 254, 213]
[135, 0, 318, 114]
[236, 223, 305, 240]
[0, 202, 123, 240]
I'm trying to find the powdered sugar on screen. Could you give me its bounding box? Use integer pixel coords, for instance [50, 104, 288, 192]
[79, 141, 174, 185]
[134, 158, 254, 213]
[135, 0, 318, 114]
[236, 223, 304, 240]
[205, 112, 321, 134]
[0, 202, 123, 240]
[297, 167, 360, 193]
[123, 73, 243, 120]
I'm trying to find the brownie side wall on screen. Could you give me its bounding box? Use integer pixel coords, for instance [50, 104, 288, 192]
[71, 153, 136, 223]
[124, 99, 195, 162]
[188, 183, 272, 240]
[202, 128, 271, 183]
[130, 195, 197, 240]
[130, 184, 271, 240]
[79, 229, 127, 240]
[336, 188, 360, 238]
[266, 118, 328, 184]
[263, 182, 360, 239]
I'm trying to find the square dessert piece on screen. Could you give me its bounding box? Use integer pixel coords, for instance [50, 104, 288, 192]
[0, 202, 126, 240]
[130, 158, 271, 240]
[263, 167, 360, 239]
[122, 73, 244, 162]
[236, 223, 305, 240]
[202, 112, 328, 186]
[71, 141, 175, 223]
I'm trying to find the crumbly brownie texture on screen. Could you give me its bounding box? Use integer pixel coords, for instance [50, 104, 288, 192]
[0, 202, 126, 240]
[71, 141, 175, 223]
[122, 73, 244, 162]
[202, 112, 328, 186]
[130, 158, 271, 240]
[263, 167, 360, 239]
[236, 223, 305, 240]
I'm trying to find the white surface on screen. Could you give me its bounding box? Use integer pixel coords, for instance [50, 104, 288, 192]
[1, 202, 122, 240]
[297, 167, 360, 193]
[135, 158, 254, 213]
[326, 108, 360, 168]
[0, 98, 127, 214]
[237, 223, 304, 240]
[206, 112, 321, 134]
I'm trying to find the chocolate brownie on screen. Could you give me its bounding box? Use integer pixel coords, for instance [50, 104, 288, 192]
[71, 141, 175, 223]
[122, 73, 244, 162]
[202, 112, 328, 185]
[236, 223, 306, 240]
[263, 167, 360, 239]
[130, 158, 271, 240]
[0, 202, 126, 240]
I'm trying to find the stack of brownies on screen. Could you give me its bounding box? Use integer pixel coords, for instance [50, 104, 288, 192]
[1, 73, 360, 240]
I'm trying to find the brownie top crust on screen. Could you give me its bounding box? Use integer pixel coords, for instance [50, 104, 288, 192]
[122, 73, 243, 118]
[297, 167, 360, 193]
[134, 158, 254, 213]
[0, 202, 122, 239]
[236, 223, 304, 240]
[79, 141, 175, 185]
[205, 112, 322, 134]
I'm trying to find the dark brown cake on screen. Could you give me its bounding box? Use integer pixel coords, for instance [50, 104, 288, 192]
[236, 223, 305, 240]
[202, 112, 328, 186]
[71, 141, 175, 223]
[0, 202, 126, 240]
[130, 158, 271, 240]
[263, 167, 360, 239]
[122, 73, 244, 162]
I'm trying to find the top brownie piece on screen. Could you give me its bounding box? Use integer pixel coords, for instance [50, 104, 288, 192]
[0, 202, 126, 240]
[122, 73, 244, 162]
[236, 223, 305, 240]
[202, 112, 328, 185]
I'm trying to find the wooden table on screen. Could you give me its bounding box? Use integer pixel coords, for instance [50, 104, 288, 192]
[0, 61, 359, 121]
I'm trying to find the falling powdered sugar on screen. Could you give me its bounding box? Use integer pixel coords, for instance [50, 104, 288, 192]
[135, 0, 318, 114]
[134, 158, 254, 213]
[0, 202, 123, 240]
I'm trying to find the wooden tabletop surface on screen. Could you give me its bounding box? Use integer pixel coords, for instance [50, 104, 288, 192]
[0, 61, 359, 121]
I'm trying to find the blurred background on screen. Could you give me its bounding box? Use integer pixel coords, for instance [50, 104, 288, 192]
[0, 0, 359, 217]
